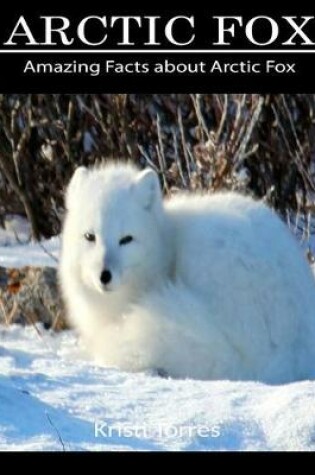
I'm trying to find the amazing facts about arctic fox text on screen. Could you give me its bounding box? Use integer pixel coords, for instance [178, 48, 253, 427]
[23, 59, 297, 76]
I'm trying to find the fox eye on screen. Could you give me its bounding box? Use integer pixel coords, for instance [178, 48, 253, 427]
[119, 235, 134, 246]
[84, 232, 96, 242]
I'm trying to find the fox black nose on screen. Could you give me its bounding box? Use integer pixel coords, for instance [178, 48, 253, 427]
[100, 269, 112, 285]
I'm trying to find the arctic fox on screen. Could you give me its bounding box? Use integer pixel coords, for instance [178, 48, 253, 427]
[59, 163, 315, 383]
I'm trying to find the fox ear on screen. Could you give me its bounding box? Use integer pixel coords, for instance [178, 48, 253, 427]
[66, 166, 88, 209]
[133, 169, 161, 210]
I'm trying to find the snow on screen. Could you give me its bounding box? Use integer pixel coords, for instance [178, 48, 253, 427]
[0, 218, 315, 451]
[0, 216, 59, 267]
[1, 325, 315, 451]
[0, 236, 59, 268]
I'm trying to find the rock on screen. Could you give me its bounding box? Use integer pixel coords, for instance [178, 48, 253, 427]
[0, 266, 67, 330]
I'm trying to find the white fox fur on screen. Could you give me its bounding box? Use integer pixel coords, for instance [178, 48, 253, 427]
[59, 163, 315, 382]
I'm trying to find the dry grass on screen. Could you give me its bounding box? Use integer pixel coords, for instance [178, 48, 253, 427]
[0, 94, 314, 243]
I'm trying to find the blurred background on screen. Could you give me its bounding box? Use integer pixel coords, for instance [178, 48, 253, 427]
[0, 94, 314, 257]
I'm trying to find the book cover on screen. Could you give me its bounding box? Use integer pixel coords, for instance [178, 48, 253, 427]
[0, 5, 314, 454]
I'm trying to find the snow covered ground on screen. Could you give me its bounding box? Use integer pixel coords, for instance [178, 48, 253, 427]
[0, 215, 59, 268]
[0, 217, 315, 451]
[1, 325, 315, 451]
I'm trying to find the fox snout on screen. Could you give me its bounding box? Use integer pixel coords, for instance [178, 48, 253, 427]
[100, 269, 112, 286]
